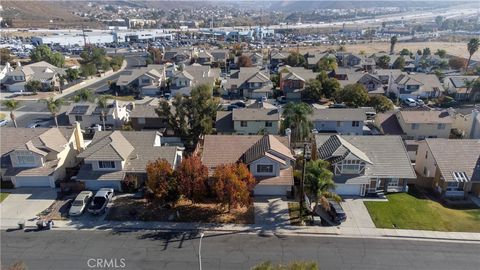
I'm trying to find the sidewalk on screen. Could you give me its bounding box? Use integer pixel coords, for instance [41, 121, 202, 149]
[7, 217, 479, 243]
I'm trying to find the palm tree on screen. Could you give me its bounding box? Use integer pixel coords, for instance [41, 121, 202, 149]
[40, 97, 64, 127]
[281, 102, 313, 143]
[2, 99, 20, 128]
[97, 95, 109, 131]
[304, 159, 335, 209]
[466, 38, 479, 70]
[390, 36, 398, 55]
[74, 88, 94, 103]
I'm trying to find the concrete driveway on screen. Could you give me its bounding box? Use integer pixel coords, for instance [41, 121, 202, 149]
[254, 196, 290, 227]
[0, 188, 57, 229]
[340, 198, 376, 229]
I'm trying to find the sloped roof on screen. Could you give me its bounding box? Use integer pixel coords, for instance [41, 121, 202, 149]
[310, 108, 366, 122]
[425, 139, 480, 182]
[215, 111, 234, 133]
[242, 135, 294, 164]
[232, 108, 280, 121]
[0, 127, 73, 156]
[398, 110, 453, 124]
[315, 134, 416, 179]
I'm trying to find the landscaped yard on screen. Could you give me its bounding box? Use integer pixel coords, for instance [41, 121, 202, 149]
[0, 192, 9, 203]
[106, 196, 254, 224]
[364, 192, 480, 232]
[288, 202, 302, 225]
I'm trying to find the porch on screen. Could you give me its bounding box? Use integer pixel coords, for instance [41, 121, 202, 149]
[365, 178, 408, 196]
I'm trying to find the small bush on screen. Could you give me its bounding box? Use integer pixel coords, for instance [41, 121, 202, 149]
[121, 175, 138, 193]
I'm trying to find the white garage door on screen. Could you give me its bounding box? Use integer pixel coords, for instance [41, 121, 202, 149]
[14, 176, 53, 188]
[83, 180, 121, 191]
[334, 184, 361, 196]
[254, 185, 288, 196]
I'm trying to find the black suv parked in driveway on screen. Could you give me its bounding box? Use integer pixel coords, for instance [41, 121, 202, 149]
[327, 200, 347, 223]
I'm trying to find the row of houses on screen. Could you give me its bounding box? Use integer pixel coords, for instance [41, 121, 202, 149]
[1, 125, 478, 200]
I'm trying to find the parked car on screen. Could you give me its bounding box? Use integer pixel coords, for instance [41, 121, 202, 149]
[27, 122, 43, 128]
[231, 101, 246, 108]
[227, 104, 239, 111]
[0, 119, 8, 127]
[403, 98, 417, 107]
[69, 191, 93, 216]
[327, 200, 347, 223]
[329, 103, 347, 109]
[87, 188, 114, 215]
[416, 99, 425, 106]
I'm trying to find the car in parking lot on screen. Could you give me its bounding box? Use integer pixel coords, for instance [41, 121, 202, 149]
[87, 188, 114, 215]
[69, 191, 93, 217]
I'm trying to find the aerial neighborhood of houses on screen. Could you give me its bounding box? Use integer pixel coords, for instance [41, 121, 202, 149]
[0, 25, 479, 239]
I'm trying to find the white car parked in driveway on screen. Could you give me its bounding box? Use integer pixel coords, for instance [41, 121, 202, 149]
[69, 191, 93, 217]
[88, 188, 114, 215]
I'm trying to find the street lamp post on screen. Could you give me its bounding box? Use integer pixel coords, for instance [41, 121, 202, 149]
[198, 232, 205, 270]
[299, 143, 311, 224]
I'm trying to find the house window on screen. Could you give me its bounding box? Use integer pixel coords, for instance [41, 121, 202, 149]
[336, 121, 341, 127]
[75, 115, 83, 121]
[352, 121, 360, 127]
[257, 164, 273, 173]
[142, 79, 150, 84]
[388, 178, 399, 187]
[437, 123, 446, 130]
[265, 121, 272, 127]
[240, 121, 248, 127]
[411, 123, 419, 130]
[340, 160, 363, 174]
[17, 155, 35, 165]
[98, 161, 115, 169]
[138, 117, 145, 124]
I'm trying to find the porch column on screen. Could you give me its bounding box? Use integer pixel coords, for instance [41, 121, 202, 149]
[383, 178, 388, 193]
[403, 179, 408, 192]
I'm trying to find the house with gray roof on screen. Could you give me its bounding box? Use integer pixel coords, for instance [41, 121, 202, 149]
[223, 67, 273, 99]
[389, 73, 444, 99]
[0, 125, 84, 188]
[211, 50, 230, 68]
[170, 65, 220, 96]
[75, 130, 183, 191]
[200, 134, 295, 196]
[195, 51, 213, 65]
[315, 134, 416, 196]
[415, 139, 480, 198]
[444, 76, 479, 101]
[215, 102, 281, 135]
[269, 51, 288, 67]
[162, 48, 192, 63]
[2, 61, 66, 92]
[309, 108, 367, 135]
[116, 65, 166, 96]
[65, 100, 130, 130]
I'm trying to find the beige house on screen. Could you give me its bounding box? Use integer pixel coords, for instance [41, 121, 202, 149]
[0, 125, 84, 188]
[200, 134, 295, 196]
[116, 65, 166, 96]
[415, 139, 480, 198]
[396, 110, 453, 140]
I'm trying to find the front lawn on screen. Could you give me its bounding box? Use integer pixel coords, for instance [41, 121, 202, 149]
[0, 192, 9, 203]
[364, 193, 480, 232]
[106, 197, 254, 224]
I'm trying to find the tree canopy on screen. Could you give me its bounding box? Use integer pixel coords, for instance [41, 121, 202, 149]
[30, 45, 65, 67]
[286, 51, 306, 67]
[368, 95, 394, 113]
[175, 155, 209, 204]
[304, 159, 334, 209]
[334, 83, 370, 107]
[237, 55, 253, 67]
[376, 55, 391, 69]
[281, 102, 313, 142]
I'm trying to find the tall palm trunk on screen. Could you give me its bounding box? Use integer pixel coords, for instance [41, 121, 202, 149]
[101, 110, 106, 131]
[10, 111, 17, 128]
[466, 54, 472, 70]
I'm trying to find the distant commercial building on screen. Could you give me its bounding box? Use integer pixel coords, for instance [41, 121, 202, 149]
[32, 33, 114, 46]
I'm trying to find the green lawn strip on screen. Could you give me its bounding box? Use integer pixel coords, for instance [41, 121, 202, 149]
[364, 193, 480, 232]
[0, 192, 10, 203]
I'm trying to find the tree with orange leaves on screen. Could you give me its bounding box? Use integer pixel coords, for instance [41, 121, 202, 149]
[176, 155, 209, 204]
[145, 159, 174, 202]
[212, 163, 256, 212]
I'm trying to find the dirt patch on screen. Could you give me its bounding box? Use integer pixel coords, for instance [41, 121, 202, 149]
[38, 197, 74, 220]
[106, 197, 254, 224]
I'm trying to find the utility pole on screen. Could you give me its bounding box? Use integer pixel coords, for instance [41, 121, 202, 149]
[82, 25, 87, 48]
[299, 143, 311, 224]
[198, 232, 205, 270]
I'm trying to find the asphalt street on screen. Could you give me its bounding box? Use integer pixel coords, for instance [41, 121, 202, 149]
[1, 230, 479, 270]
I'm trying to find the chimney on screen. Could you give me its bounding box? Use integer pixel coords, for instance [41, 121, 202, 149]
[285, 128, 292, 146]
[73, 121, 85, 151]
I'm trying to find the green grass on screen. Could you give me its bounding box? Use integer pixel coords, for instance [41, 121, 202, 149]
[0, 192, 10, 203]
[364, 193, 480, 232]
